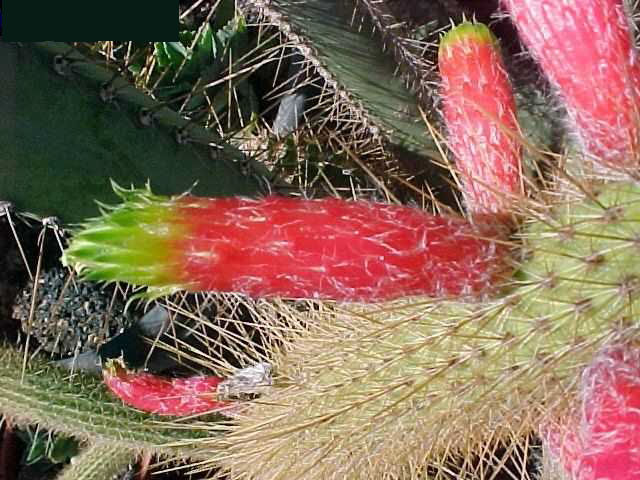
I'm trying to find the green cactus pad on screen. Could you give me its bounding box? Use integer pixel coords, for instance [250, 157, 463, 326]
[0, 42, 262, 224]
[516, 183, 640, 347]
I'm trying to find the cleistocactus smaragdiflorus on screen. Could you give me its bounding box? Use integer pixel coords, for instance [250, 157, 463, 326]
[195, 11, 640, 478]
[40, 2, 640, 479]
[191, 180, 640, 479]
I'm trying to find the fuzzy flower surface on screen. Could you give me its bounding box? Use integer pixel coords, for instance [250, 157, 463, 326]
[502, 0, 640, 170]
[543, 343, 640, 479]
[439, 22, 523, 216]
[63, 185, 509, 302]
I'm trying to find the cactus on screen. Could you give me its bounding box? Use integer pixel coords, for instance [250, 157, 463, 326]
[178, 3, 639, 478]
[4, 1, 640, 479]
[191, 4, 640, 477]
[179, 180, 640, 479]
[0, 17, 271, 477]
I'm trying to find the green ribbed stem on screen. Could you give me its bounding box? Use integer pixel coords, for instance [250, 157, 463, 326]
[253, 0, 440, 163]
[0, 41, 264, 224]
[56, 442, 136, 480]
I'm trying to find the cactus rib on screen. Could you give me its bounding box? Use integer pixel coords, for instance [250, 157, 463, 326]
[0, 41, 264, 224]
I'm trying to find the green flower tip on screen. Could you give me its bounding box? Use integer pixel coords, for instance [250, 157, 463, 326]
[439, 21, 499, 58]
[61, 181, 181, 287]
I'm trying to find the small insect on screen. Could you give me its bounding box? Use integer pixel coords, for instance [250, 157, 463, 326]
[217, 362, 273, 401]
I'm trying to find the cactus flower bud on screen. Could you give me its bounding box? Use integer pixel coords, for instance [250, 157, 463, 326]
[103, 359, 228, 416]
[63, 184, 509, 302]
[439, 22, 523, 217]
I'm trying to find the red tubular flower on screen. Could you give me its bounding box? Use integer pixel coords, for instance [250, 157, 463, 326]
[103, 360, 228, 416]
[542, 344, 640, 479]
[63, 186, 509, 302]
[439, 22, 523, 217]
[502, 0, 640, 170]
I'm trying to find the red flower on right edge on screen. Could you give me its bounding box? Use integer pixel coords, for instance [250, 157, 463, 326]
[502, 0, 640, 171]
[542, 344, 640, 480]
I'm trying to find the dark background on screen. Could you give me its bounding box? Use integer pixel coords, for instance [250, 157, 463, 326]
[2, 0, 177, 41]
